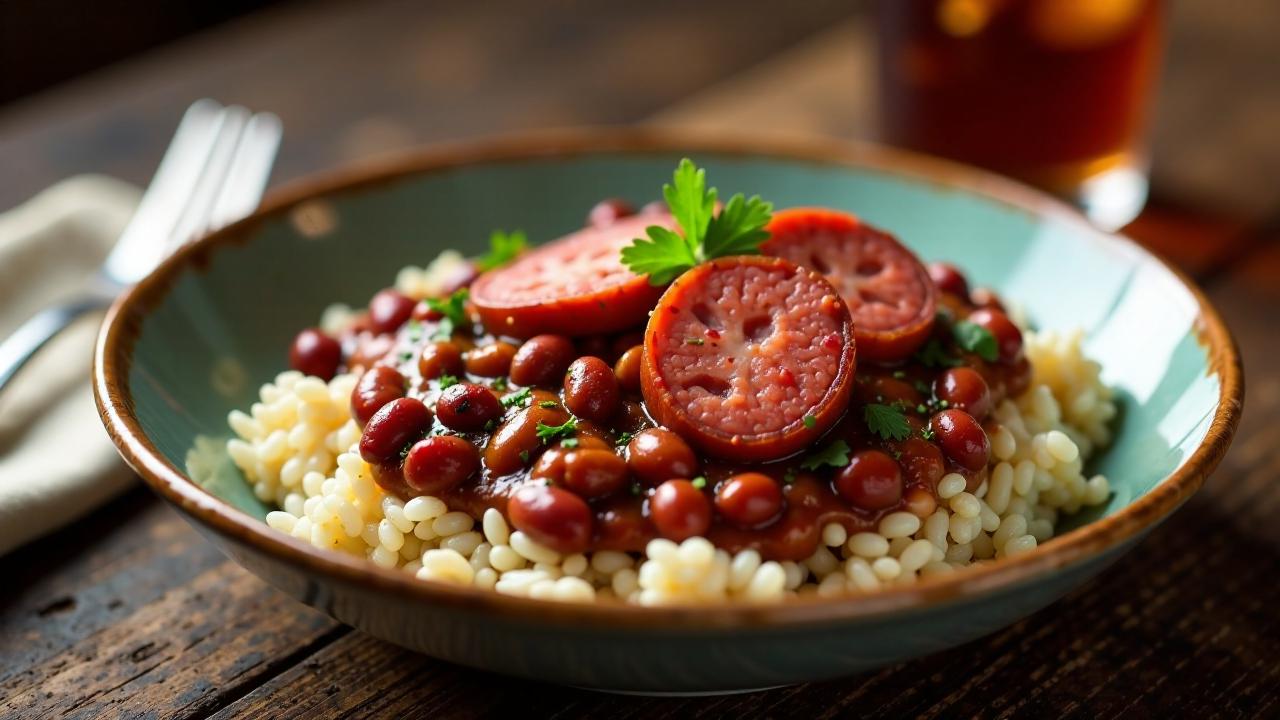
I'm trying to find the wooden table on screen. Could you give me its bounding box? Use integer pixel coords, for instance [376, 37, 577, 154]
[2, 2, 1277, 717]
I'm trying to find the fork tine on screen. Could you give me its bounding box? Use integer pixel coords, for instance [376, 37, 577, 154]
[165, 105, 251, 250]
[206, 112, 283, 232]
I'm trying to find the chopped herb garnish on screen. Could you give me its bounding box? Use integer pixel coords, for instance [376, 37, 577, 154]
[800, 439, 851, 471]
[916, 403, 928, 415]
[629, 482, 643, 496]
[492, 376, 508, 391]
[783, 467, 798, 484]
[892, 370, 906, 379]
[437, 374, 459, 389]
[538, 400, 559, 409]
[484, 419, 497, 432]
[430, 317, 454, 341]
[426, 288, 470, 333]
[615, 431, 634, 446]
[913, 380, 931, 395]
[535, 417, 578, 444]
[952, 320, 998, 362]
[518, 449, 530, 463]
[803, 414, 817, 430]
[500, 387, 532, 408]
[398, 350, 413, 363]
[939, 399, 950, 409]
[914, 339, 962, 368]
[685, 337, 705, 346]
[620, 158, 773, 285]
[691, 476, 707, 490]
[864, 403, 912, 441]
[920, 426, 936, 441]
[406, 320, 424, 342]
[476, 229, 528, 271]
[560, 437, 579, 449]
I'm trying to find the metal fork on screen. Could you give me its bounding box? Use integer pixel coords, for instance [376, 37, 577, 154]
[0, 99, 282, 392]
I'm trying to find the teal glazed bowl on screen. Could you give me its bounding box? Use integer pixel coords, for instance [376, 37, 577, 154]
[94, 130, 1242, 693]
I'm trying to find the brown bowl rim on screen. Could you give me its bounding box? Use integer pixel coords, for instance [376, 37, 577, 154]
[93, 127, 1244, 630]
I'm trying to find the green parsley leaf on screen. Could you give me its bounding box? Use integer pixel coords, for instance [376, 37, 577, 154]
[864, 403, 912, 442]
[519, 449, 530, 463]
[430, 316, 454, 341]
[437, 374, 459, 389]
[800, 439, 851, 471]
[685, 337, 705, 346]
[615, 431, 634, 446]
[426, 288, 470, 330]
[620, 158, 773, 286]
[500, 387, 532, 408]
[782, 467, 798, 484]
[538, 400, 559, 409]
[691, 476, 707, 490]
[491, 376, 508, 391]
[892, 370, 906, 379]
[914, 339, 962, 368]
[920, 425, 935, 441]
[803, 414, 817, 430]
[953, 320, 998, 362]
[476, 229, 527, 271]
[535, 418, 578, 444]
[560, 437, 579, 449]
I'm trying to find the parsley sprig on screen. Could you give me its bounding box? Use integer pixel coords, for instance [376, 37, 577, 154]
[864, 403, 912, 441]
[476, 230, 527, 271]
[620, 159, 773, 285]
[952, 320, 998, 362]
[425, 288, 470, 340]
[535, 418, 578, 444]
[800, 439, 851, 471]
[500, 387, 532, 409]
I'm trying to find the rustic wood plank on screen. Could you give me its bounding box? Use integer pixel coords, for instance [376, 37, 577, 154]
[0, 0, 860, 211]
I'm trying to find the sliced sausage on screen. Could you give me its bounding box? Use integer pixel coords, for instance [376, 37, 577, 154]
[641, 256, 856, 462]
[469, 213, 676, 338]
[763, 208, 937, 362]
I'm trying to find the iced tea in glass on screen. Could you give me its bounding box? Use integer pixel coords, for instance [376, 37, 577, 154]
[876, 0, 1165, 228]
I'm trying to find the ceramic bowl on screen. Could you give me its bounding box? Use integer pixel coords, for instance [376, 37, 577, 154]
[94, 130, 1242, 693]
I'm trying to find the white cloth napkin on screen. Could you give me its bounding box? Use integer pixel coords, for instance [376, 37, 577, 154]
[0, 176, 142, 555]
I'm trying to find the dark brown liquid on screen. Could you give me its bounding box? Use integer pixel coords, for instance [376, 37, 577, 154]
[877, 0, 1164, 193]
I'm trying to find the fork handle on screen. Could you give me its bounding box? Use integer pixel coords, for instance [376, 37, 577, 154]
[0, 297, 111, 392]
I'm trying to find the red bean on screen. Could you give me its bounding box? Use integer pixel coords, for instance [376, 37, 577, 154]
[403, 436, 480, 495]
[715, 473, 784, 528]
[855, 375, 924, 408]
[351, 366, 406, 425]
[835, 450, 903, 511]
[530, 437, 610, 482]
[928, 262, 970, 298]
[465, 341, 518, 377]
[650, 479, 712, 541]
[347, 332, 395, 372]
[587, 198, 635, 228]
[289, 328, 342, 380]
[930, 409, 991, 472]
[561, 449, 628, 499]
[368, 289, 416, 334]
[435, 383, 503, 432]
[359, 397, 433, 465]
[897, 437, 945, 488]
[968, 308, 1023, 364]
[484, 404, 570, 476]
[507, 483, 593, 554]
[412, 300, 443, 322]
[563, 357, 620, 423]
[509, 335, 576, 387]
[934, 367, 993, 419]
[613, 345, 643, 394]
[626, 428, 698, 486]
[418, 341, 464, 380]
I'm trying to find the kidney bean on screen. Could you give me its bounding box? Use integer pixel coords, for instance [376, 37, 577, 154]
[403, 436, 480, 495]
[587, 198, 634, 228]
[435, 382, 503, 432]
[289, 328, 342, 380]
[897, 437, 946, 488]
[465, 341, 518, 377]
[483, 403, 570, 476]
[968, 308, 1022, 363]
[368, 289, 416, 334]
[835, 450, 903, 511]
[626, 428, 698, 486]
[359, 397, 433, 465]
[650, 479, 712, 541]
[351, 366, 406, 425]
[347, 332, 396, 372]
[934, 367, 993, 419]
[418, 341, 464, 380]
[507, 483, 593, 554]
[931, 409, 991, 472]
[564, 357, 620, 423]
[613, 345, 643, 394]
[561, 449, 628, 499]
[715, 473, 784, 529]
[530, 436, 610, 482]
[927, 262, 970, 298]
[509, 335, 576, 387]
[571, 420, 613, 447]
[855, 375, 924, 408]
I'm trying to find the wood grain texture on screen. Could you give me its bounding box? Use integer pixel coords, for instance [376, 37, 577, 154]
[1, 1, 1277, 717]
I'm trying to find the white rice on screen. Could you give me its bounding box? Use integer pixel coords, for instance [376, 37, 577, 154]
[231, 328, 1114, 605]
